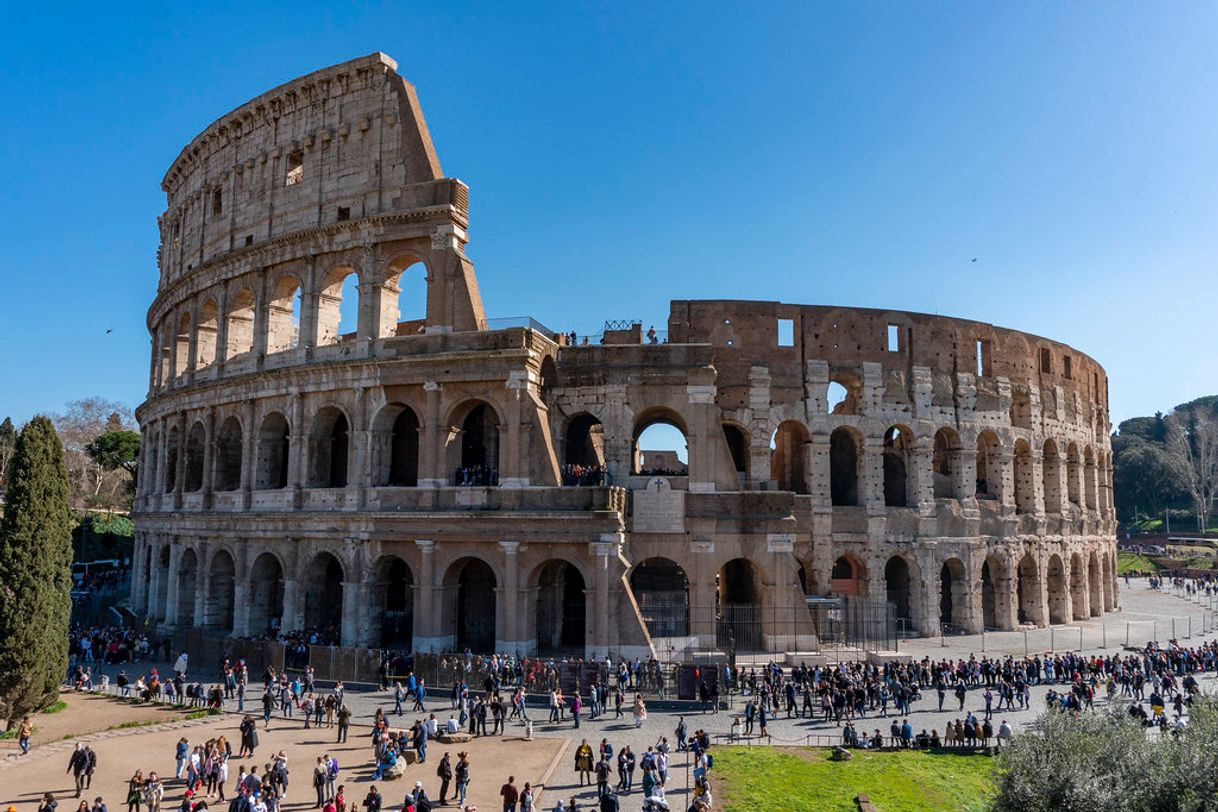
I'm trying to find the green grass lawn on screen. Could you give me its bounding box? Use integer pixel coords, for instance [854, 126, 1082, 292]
[1117, 551, 1161, 574]
[714, 746, 996, 812]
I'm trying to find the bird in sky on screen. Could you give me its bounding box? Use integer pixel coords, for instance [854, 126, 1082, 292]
[971, 257, 977, 263]
[106, 329, 113, 334]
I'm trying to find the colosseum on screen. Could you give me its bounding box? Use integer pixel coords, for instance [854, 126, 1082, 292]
[130, 53, 1118, 660]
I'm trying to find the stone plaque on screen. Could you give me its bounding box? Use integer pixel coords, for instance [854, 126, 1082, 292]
[632, 477, 685, 534]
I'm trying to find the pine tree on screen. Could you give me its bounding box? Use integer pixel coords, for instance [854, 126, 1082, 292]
[0, 416, 74, 726]
[0, 417, 16, 486]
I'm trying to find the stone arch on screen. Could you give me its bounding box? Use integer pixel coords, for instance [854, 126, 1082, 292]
[882, 425, 914, 507]
[177, 547, 199, 626]
[449, 399, 502, 484]
[225, 286, 256, 358]
[442, 557, 497, 652]
[975, 430, 1002, 500]
[1066, 443, 1082, 506]
[980, 554, 1006, 629]
[164, 424, 180, 493]
[629, 557, 690, 638]
[1046, 554, 1068, 624]
[1042, 439, 1063, 513]
[1069, 552, 1087, 620]
[632, 408, 688, 476]
[1013, 439, 1035, 514]
[183, 420, 207, 492]
[723, 423, 749, 479]
[827, 371, 862, 415]
[247, 552, 285, 635]
[371, 402, 421, 487]
[1016, 552, 1043, 625]
[255, 412, 290, 490]
[174, 311, 191, 376]
[301, 551, 345, 636]
[771, 420, 809, 494]
[380, 254, 430, 337]
[939, 557, 968, 630]
[884, 554, 919, 633]
[830, 554, 867, 597]
[564, 412, 606, 470]
[266, 273, 303, 353]
[213, 416, 243, 492]
[830, 426, 862, 506]
[197, 298, 219, 368]
[370, 555, 415, 649]
[932, 427, 962, 499]
[718, 558, 762, 652]
[205, 548, 236, 632]
[316, 264, 360, 345]
[308, 405, 350, 488]
[533, 559, 587, 653]
[1088, 550, 1103, 617]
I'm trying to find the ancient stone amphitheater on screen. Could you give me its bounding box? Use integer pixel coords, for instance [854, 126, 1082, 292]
[130, 53, 1118, 659]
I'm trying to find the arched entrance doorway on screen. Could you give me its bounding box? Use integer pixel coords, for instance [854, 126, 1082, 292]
[718, 558, 761, 652]
[1046, 555, 1068, 624]
[206, 550, 236, 632]
[939, 558, 967, 631]
[247, 553, 285, 636]
[302, 553, 344, 639]
[177, 548, 198, 626]
[535, 561, 586, 654]
[450, 558, 497, 652]
[629, 558, 690, 638]
[373, 557, 415, 649]
[885, 556, 914, 633]
[830, 556, 865, 597]
[1017, 553, 1042, 625]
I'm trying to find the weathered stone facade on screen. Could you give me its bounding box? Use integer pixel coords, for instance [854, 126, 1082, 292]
[132, 53, 1118, 659]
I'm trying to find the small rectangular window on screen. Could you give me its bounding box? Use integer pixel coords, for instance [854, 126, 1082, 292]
[337, 206, 351, 222]
[212, 189, 222, 215]
[1040, 347, 1053, 374]
[1063, 355, 1073, 380]
[285, 151, 304, 186]
[777, 318, 795, 347]
[887, 324, 900, 352]
[244, 234, 254, 247]
[976, 339, 990, 377]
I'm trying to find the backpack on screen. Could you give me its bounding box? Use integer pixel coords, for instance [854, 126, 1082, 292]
[705, 753, 713, 769]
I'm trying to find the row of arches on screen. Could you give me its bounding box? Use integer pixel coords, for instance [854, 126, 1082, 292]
[155, 258, 429, 389]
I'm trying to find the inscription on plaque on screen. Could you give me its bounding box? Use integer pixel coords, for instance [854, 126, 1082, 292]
[632, 477, 685, 534]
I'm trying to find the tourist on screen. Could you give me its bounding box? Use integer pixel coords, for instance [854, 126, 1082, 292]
[455, 752, 471, 808]
[362, 787, 382, 812]
[574, 739, 594, 786]
[500, 776, 519, 812]
[17, 714, 33, 755]
[67, 743, 90, 798]
[997, 719, 1013, 749]
[632, 694, 647, 728]
[39, 794, 58, 812]
[126, 771, 143, 812]
[313, 757, 328, 808]
[142, 774, 164, 812]
[519, 783, 534, 812]
[92, 797, 107, 812]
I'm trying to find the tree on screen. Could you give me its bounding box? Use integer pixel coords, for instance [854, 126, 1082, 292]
[53, 398, 135, 509]
[86, 429, 141, 495]
[1111, 433, 1181, 520]
[0, 417, 74, 726]
[0, 417, 15, 488]
[1165, 402, 1218, 532]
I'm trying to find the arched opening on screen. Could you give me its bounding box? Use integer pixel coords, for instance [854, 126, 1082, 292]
[372, 557, 414, 649]
[830, 555, 865, 597]
[1088, 551, 1103, 617]
[1013, 439, 1035, 514]
[197, 299, 219, 368]
[266, 274, 303, 353]
[255, 412, 290, 490]
[633, 412, 688, 476]
[932, 428, 961, 499]
[882, 425, 913, 507]
[939, 558, 967, 630]
[829, 427, 861, 506]
[1042, 439, 1062, 513]
[205, 550, 236, 632]
[174, 312, 191, 377]
[176, 548, 198, 626]
[302, 553, 344, 638]
[247, 553, 285, 636]
[630, 557, 690, 639]
[885, 556, 915, 633]
[225, 287, 256, 358]
[1016, 553, 1042, 625]
[975, 431, 1001, 499]
[449, 558, 497, 652]
[381, 259, 428, 337]
[317, 267, 360, 346]
[1070, 553, 1088, 620]
[184, 421, 206, 492]
[1084, 447, 1098, 510]
[1066, 443, 1081, 506]
[1009, 389, 1032, 429]
[717, 558, 761, 652]
[213, 417, 243, 492]
[308, 407, 349, 488]
[723, 424, 749, 480]
[981, 557, 998, 629]
[454, 402, 500, 485]
[535, 561, 586, 654]
[827, 374, 861, 415]
[164, 425, 180, 493]
[771, 421, 809, 494]
[1046, 554, 1068, 624]
[563, 413, 605, 484]
[388, 407, 420, 487]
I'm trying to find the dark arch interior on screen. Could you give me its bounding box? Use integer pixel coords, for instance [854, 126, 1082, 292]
[630, 558, 689, 638]
[718, 558, 761, 652]
[381, 558, 415, 648]
[830, 429, 859, 506]
[723, 424, 748, 475]
[564, 414, 605, 468]
[885, 556, 912, 626]
[328, 414, 349, 488]
[536, 561, 586, 653]
[459, 404, 499, 483]
[981, 560, 996, 628]
[389, 408, 420, 486]
[456, 558, 497, 651]
[304, 555, 344, 635]
[256, 414, 290, 490]
[248, 554, 285, 635]
[883, 427, 910, 507]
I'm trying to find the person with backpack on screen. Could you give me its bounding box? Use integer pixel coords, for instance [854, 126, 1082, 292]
[324, 755, 339, 803]
[454, 752, 471, 808]
[312, 758, 328, 808]
[436, 753, 453, 805]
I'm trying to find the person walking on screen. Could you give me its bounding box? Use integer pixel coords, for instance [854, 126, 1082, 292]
[499, 777, 519, 812]
[336, 704, 351, 744]
[455, 752, 471, 808]
[17, 715, 33, 755]
[125, 771, 143, 812]
[68, 743, 90, 798]
[313, 757, 328, 808]
[437, 753, 453, 806]
[142, 774, 164, 812]
[574, 740, 594, 786]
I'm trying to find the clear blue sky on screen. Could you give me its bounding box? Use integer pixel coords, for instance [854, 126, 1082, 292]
[1, 2, 1214, 427]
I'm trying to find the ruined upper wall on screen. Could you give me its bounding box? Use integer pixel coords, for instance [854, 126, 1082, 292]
[156, 53, 457, 288]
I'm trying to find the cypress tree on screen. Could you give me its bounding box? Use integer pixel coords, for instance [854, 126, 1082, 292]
[0, 417, 74, 726]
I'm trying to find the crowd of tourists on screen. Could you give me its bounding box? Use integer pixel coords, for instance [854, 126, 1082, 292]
[453, 466, 498, 487]
[69, 625, 166, 665]
[559, 464, 607, 487]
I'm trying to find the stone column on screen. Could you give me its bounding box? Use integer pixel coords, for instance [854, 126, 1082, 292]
[252, 271, 269, 367]
[413, 540, 440, 649]
[202, 407, 216, 508]
[808, 434, 831, 507]
[241, 399, 256, 508]
[155, 417, 169, 499]
[686, 385, 717, 493]
[214, 285, 230, 369]
[419, 382, 445, 487]
[498, 541, 521, 654]
[299, 256, 318, 353]
[996, 452, 1015, 513]
[341, 581, 362, 647]
[130, 534, 146, 613]
[194, 556, 209, 628]
[501, 373, 529, 487]
[861, 437, 884, 509]
[163, 543, 182, 626]
[281, 579, 301, 633]
[689, 539, 717, 644]
[591, 537, 617, 657]
[173, 413, 187, 511]
[351, 387, 369, 507]
[145, 540, 163, 622]
[912, 442, 936, 514]
[951, 446, 975, 502]
[232, 577, 251, 637]
[288, 393, 304, 504]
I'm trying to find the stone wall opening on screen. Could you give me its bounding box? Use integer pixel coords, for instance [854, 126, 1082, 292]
[830, 427, 861, 506]
[932, 427, 960, 499]
[976, 430, 1001, 500]
[267, 274, 303, 353]
[723, 424, 749, 477]
[302, 552, 344, 635]
[382, 259, 428, 336]
[448, 558, 496, 652]
[830, 555, 865, 597]
[247, 553, 284, 636]
[317, 267, 360, 346]
[184, 421, 207, 492]
[771, 421, 809, 494]
[565, 413, 605, 467]
[1017, 553, 1042, 625]
[255, 412, 290, 490]
[535, 560, 586, 654]
[885, 555, 914, 632]
[372, 556, 414, 649]
[206, 549, 236, 632]
[633, 411, 688, 476]
[388, 407, 420, 487]
[454, 402, 500, 483]
[225, 287, 256, 358]
[939, 558, 967, 629]
[718, 558, 761, 652]
[164, 425, 179, 493]
[630, 557, 690, 638]
[177, 548, 199, 626]
[882, 425, 913, 507]
[197, 298, 219, 368]
[214, 417, 243, 491]
[308, 407, 350, 488]
[1046, 554, 1068, 624]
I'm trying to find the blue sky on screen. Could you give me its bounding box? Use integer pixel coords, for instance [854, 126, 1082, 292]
[1, 2, 1215, 427]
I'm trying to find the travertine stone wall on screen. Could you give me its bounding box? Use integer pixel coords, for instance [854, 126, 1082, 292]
[133, 54, 1118, 660]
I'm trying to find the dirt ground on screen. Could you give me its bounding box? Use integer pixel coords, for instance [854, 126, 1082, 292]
[0, 692, 191, 751]
[1, 697, 567, 812]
